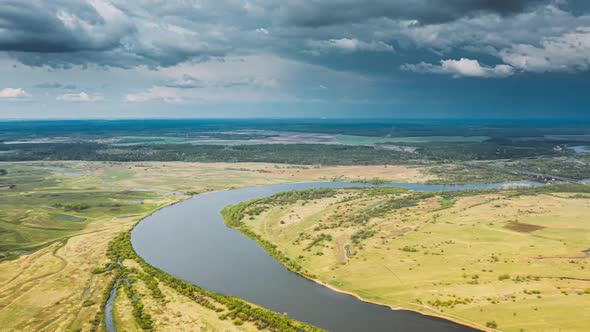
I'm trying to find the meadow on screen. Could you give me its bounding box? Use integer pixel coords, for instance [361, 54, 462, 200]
[3, 158, 589, 331]
[0, 161, 427, 331]
[231, 186, 590, 331]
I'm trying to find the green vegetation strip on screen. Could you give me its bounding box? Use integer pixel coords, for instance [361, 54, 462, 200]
[221, 188, 341, 278]
[98, 231, 324, 332]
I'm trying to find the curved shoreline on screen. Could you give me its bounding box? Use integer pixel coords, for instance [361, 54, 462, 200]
[126, 211, 486, 332]
[102, 197, 191, 332]
[305, 270, 488, 332]
[222, 203, 489, 332]
[131, 181, 536, 331]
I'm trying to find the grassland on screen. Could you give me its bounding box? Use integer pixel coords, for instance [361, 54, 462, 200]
[231, 186, 590, 331]
[0, 164, 167, 261]
[0, 163, 180, 331]
[0, 161, 429, 331]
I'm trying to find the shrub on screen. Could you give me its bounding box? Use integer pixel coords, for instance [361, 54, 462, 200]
[82, 300, 95, 307]
[400, 245, 418, 252]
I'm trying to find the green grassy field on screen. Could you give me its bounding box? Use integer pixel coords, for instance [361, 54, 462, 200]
[232, 186, 590, 331]
[0, 161, 428, 331]
[0, 163, 164, 261]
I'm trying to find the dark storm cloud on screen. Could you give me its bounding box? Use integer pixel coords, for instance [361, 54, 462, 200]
[278, 0, 546, 27]
[0, 0, 588, 74]
[565, 0, 590, 15]
[0, 0, 227, 68]
[0, 1, 134, 53]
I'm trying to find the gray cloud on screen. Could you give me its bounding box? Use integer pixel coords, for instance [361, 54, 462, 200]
[163, 75, 206, 89]
[0, 0, 588, 78]
[0, 0, 134, 53]
[499, 27, 590, 72]
[277, 0, 545, 27]
[0, 0, 231, 68]
[34, 82, 77, 89]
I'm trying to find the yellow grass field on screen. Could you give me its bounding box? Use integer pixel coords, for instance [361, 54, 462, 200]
[0, 161, 429, 331]
[240, 188, 590, 331]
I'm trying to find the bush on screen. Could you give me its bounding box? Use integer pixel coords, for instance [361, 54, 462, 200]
[400, 245, 418, 252]
[53, 202, 90, 211]
[486, 320, 498, 328]
[82, 299, 95, 307]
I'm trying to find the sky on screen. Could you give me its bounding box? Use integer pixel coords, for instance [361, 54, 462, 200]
[0, 0, 589, 119]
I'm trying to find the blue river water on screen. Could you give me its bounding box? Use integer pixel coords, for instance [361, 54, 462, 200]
[131, 181, 537, 331]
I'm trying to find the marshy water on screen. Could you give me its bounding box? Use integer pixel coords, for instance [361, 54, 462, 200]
[104, 279, 118, 332]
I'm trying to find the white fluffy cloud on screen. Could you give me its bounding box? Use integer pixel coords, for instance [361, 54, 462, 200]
[388, 4, 590, 77]
[500, 27, 590, 72]
[0, 88, 30, 99]
[57, 92, 103, 102]
[402, 58, 514, 78]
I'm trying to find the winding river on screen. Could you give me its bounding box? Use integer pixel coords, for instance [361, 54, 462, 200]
[131, 181, 537, 331]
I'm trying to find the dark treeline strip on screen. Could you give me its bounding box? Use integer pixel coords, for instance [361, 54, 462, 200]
[0, 141, 563, 164]
[105, 232, 324, 332]
[256, 188, 338, 207]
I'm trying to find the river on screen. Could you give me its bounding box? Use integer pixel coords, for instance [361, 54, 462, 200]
[131, 181, 537, 331]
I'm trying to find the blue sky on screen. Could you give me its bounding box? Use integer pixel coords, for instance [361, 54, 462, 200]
[0, 0, 589, 119]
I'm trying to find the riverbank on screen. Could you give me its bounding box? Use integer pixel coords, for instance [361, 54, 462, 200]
[109, 230, 324, 331]
[231, 184, 590, 332]
[309, 274, 489, 331]
[221, 189, 489, 331]
[136, 181, 545, 331]
[5, 161, 415, 331]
